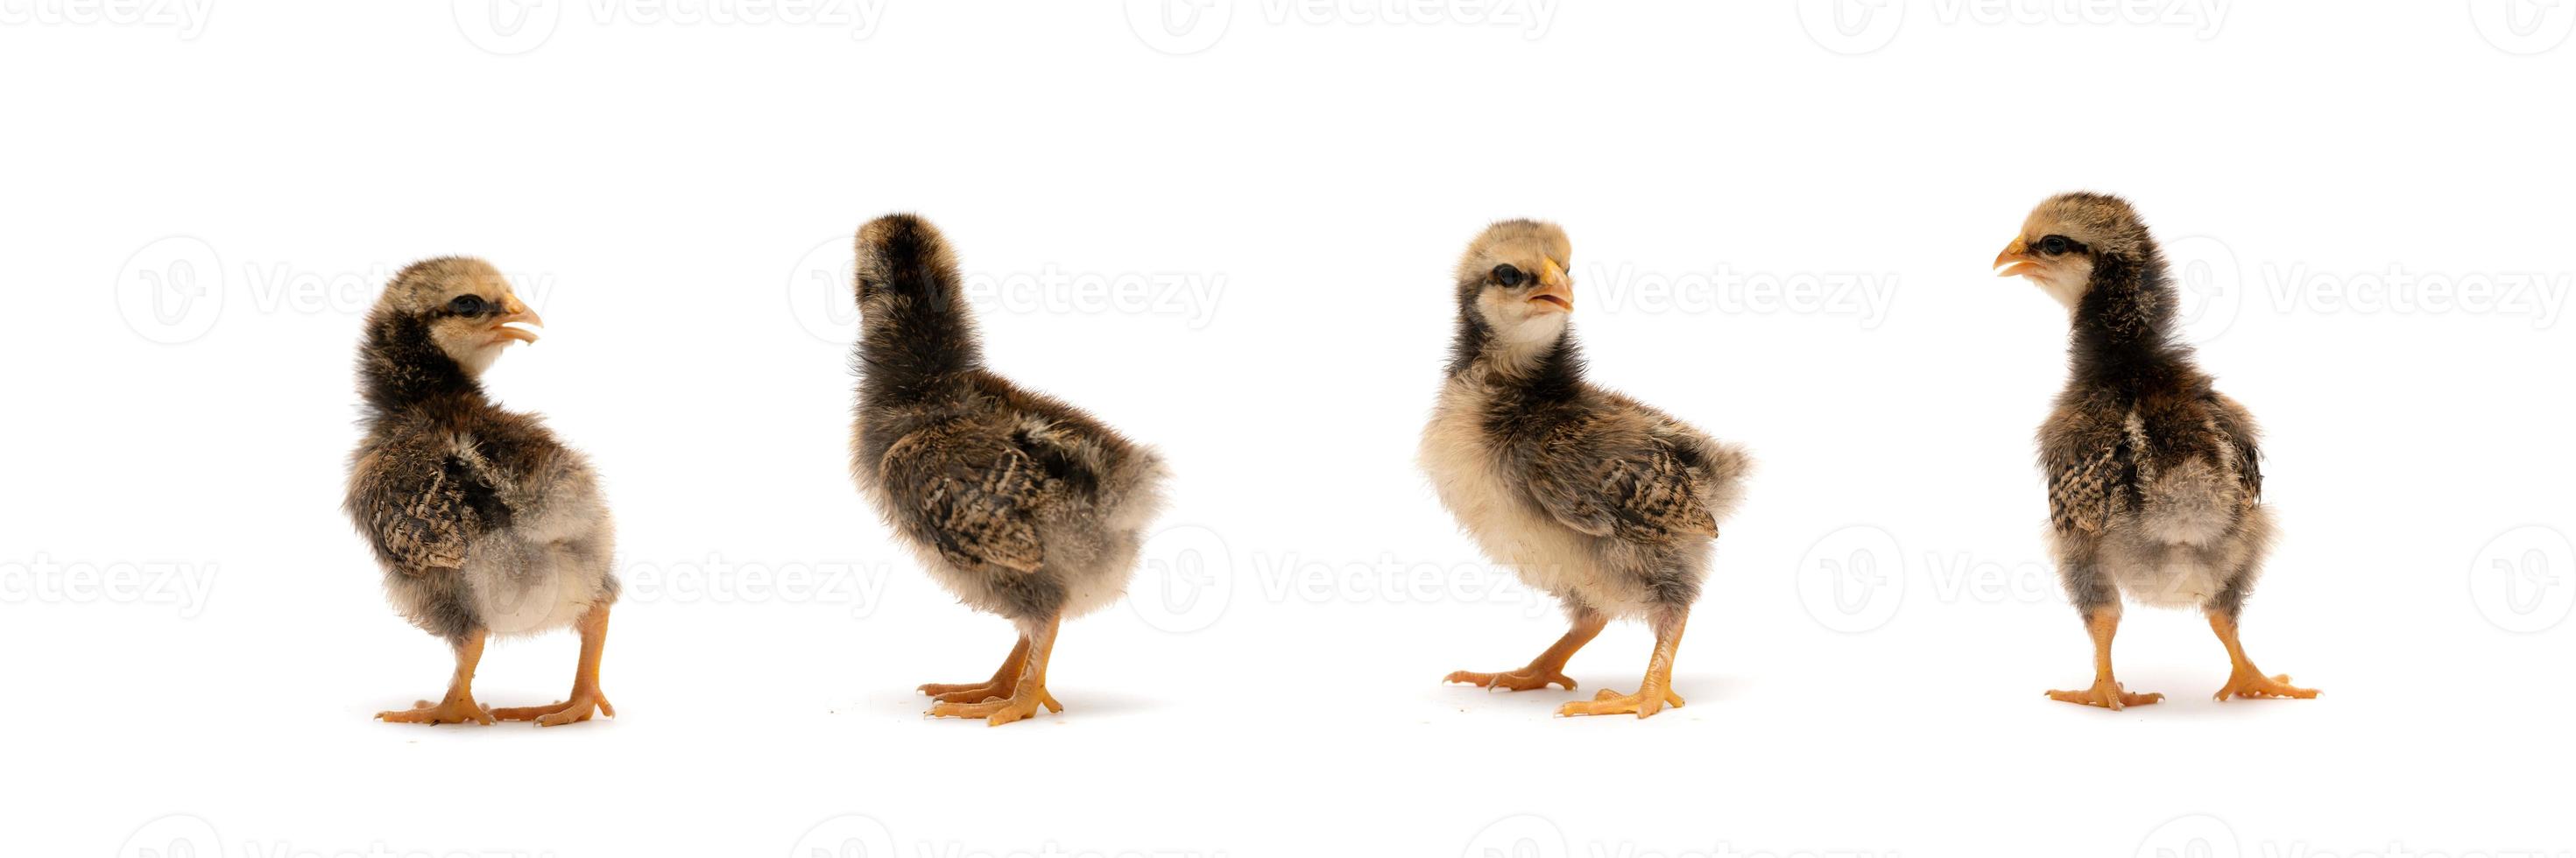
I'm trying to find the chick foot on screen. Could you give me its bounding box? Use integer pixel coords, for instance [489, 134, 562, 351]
[2046, 679, 2163, 710]
[1557, 686, 1686, 718]
[377, 697, 494, 726]
[1445, 667, 1577, 693]
[922, 679, 1062, 708]
[2214, 670, 2317, 702]
[919, 679, 1005, 700]
[491, 693, 615, 727]
[928, 686, 1062, 726]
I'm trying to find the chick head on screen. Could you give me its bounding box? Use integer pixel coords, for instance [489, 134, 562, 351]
[1994, 192, 2156, 311]
[1456, 219, 1576, 352]
[375, 257, 542, 377]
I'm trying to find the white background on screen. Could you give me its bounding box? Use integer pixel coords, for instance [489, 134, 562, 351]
[5, 2, 2572, 856]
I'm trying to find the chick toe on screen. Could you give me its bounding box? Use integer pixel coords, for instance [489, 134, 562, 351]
[376, 697, 494, 726]
[928, 685, 1061, 727]
[1445, 668, 1578, 693]
[1556, 686, 1685, 718]
[491, 694, 614, 727]
[2213, 671, 2317, 702]
[2045, 680, 2164, 710]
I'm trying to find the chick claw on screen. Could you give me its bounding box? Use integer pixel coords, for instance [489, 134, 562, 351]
[2214, 671, 2317, 702]
[919, 680, 1025, 704]
[1556, 686, 1686, 718]
[377, 698, 495, 726]
[1445, 668, 1577, 693]
[919, 680, 995, 696]
[2046, 680, 2163, 710]
[490, 693, 614, 727]
[927, 689, 1062, 727]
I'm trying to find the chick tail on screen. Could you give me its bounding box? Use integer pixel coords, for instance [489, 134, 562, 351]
[1687, 438, 1754, 527]
[853, 213, 961, 300]
[2138, 456, 2239, 547]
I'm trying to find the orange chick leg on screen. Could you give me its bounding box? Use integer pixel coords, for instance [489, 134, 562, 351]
[2047, 609, 2163, 710]
[377, 629, 497, 725]
[2207, 612, 2318, 701]
[492, 604, 617, 727]
[1557, 612, 1689, 718]
[1446, 611, 1607, 692]
[928, 615, 1062, 726]
[920, 634, 1048, 705]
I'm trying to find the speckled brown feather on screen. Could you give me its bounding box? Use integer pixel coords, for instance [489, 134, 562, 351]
[849, 215, 1168, 625]
[1422, 220, 1751, 622]
[344, 257, 618, 643]
[2022, 194, 2273, 619]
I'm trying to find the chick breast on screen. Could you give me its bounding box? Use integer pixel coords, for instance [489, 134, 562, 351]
[1421, 377, 1748, 620]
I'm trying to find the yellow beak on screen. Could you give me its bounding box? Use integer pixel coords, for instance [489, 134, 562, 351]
[493, 294, 544, 344]
[1529, 258, 1573, 313]
[1994, 237, 2039, 279]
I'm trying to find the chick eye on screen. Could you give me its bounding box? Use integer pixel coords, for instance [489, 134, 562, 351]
[2038, 236, 2074, 256]
[447, 294, 487, 315]
[1492, 264, 1526, 287]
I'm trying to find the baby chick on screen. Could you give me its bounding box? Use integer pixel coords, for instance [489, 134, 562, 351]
[849, 214, 1168, 727]
[1422, 220, 1751, 719]
[1996, 193, 2318, 709]
[344, 257, 618, 727]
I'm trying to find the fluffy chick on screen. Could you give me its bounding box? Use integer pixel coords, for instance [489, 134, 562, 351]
[344, 257, 618, 727]
[1422, 220, 1751, 719]
[848, 214, 1168, 727]
[1996, 193, 2318, 709]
